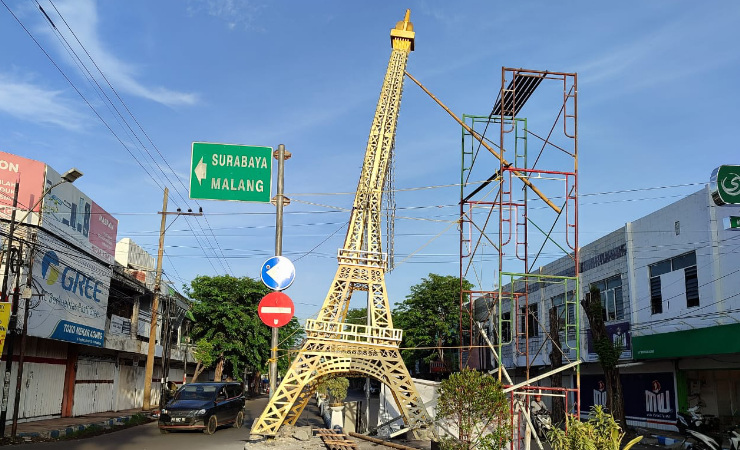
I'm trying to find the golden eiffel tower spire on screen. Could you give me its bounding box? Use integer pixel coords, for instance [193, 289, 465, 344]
[251, 10, 431, 438]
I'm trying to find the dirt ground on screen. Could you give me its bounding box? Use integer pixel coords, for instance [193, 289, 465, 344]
[243, 425, 432, 450]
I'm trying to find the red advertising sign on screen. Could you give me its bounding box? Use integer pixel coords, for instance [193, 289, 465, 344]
[0, 151, 45, 221]
[89, 200, 118, 260]
[258, 292, 294, 328]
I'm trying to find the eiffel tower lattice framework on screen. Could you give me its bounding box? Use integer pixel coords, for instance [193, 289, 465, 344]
[250, 10, 432, 438]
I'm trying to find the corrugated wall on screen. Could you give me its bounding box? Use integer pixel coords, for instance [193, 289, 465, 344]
[0, 338, 67, 422]
[72, 356, 116, 416]
[116, 362, 144, 410]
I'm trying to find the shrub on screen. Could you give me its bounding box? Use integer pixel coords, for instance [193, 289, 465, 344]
[323, 377, 349, 406]
[436, 369, 511, 450]
[548, 405, 643, 450]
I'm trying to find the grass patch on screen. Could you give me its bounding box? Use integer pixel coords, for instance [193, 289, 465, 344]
[61, 424, 105, 440]
[123, 414, 150, 426]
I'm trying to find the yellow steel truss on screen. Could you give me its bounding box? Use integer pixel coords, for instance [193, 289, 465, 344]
[251, 10, 432, 438]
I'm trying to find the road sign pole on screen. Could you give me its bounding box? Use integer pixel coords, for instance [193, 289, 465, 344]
[269, 144, 287, 400]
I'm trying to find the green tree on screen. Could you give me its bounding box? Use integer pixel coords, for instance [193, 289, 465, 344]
[581, 286, 626, 426]
[345, 307, 368, 325]
[186, 275, 303, 381]
[191, 338, 215, 382]
[393, 274, 473, 373]
[436, 369, 511, 450]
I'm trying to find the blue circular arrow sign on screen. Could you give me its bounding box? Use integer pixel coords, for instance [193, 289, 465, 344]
[260, 256, 296, 291]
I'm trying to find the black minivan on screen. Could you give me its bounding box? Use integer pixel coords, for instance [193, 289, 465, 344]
[158, 382, 245, 434]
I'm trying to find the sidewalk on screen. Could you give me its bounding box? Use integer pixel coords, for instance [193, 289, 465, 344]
[4, 408, 151, 440]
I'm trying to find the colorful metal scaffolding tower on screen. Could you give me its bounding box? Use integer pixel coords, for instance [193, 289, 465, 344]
[458, 68, 581, 449]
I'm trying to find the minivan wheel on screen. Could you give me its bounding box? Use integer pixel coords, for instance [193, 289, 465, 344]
[204, 415, 217, 435]
[234, 411, 244, 428]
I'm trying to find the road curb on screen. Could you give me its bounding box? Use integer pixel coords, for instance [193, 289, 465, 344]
[16, 414, 135, 440]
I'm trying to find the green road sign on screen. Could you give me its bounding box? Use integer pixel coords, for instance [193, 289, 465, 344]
[189, 142, 273, 203]
[724, 216, 740, 230]
[710, 165, 740, 206]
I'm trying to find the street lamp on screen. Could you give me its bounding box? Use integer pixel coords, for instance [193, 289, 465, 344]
[0, 167, 83, 438]
[16, 168, 84, 227]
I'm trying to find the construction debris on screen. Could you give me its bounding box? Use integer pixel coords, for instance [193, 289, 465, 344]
[315, 428, 359, 450]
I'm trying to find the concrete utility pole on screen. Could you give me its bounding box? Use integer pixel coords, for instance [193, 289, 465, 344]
[143, 188, 203, 411]
[142, 187, 169, 411]
[11, 237, 33, 437]
[269, 144, 290, 400]
[1, 182, 21, 438]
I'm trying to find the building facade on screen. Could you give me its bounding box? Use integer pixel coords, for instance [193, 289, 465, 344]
[484, 185, 740, 431]
[0, 151, 192, 427]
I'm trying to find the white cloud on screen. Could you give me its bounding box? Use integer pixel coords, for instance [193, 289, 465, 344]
[0, 73, 85, 130]
[575, 6, 740, 97]
[42, 0, 198, 107]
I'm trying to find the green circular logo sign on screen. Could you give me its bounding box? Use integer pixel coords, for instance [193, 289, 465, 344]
[710, 165, 740, 206]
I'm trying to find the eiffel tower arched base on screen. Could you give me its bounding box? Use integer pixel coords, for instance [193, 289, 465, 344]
[250, 335, 432, 439]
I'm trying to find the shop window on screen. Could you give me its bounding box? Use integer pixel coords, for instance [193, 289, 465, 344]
[648, 251, 698, 314]
[551, 292, 575, 339]
[591, 275, 624, 321]
[519, 304, 538, 337]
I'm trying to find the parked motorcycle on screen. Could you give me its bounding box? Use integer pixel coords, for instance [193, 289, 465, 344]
[677, 405, 719, 434]
[683, 428, 721, 450]
[727, 426, 740, 450]
[531, 410, 553, 439]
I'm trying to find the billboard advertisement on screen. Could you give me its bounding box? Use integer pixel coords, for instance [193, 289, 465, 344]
[0, 151, 46, 222]
[40, 165, 118, 265]
[587, 321, 632, 360]
[580, 372, 676, 425]
[31, 229, 110, 347]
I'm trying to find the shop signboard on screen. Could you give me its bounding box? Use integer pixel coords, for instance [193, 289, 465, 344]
[580, 372, 675, 425]
[0, 151, 45, 221]
[711, 165, 740, 206]
[32, 229, 110, 347]
[0, 302, 10, 355]
[587, 321, 631, 352]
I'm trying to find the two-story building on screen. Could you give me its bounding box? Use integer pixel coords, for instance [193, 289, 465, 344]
[0, 151, 193, 427]
[481, 184, 740, 431]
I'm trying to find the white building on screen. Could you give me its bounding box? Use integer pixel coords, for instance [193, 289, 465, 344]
[485, 185, 740, 431]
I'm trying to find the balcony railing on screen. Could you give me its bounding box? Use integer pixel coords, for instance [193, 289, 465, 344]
[305, 319, 402, 347]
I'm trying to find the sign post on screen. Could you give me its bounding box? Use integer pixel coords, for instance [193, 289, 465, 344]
[266, 144, 291, 399]
[189, 142, 273, 203]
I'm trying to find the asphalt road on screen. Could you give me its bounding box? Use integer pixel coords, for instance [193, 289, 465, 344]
[16, 396, 276, 450]
[15, 420, 251, 450]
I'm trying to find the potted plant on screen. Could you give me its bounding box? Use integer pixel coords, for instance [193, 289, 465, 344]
[325, 377, 349, 406]
[324, 377, 349, 430]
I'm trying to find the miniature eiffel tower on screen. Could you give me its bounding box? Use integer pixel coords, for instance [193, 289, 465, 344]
[251, 10, 431, 438]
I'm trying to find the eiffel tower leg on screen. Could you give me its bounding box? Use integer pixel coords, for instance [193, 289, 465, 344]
[374, 350, 432, 438]
[250, 346, 318, 436]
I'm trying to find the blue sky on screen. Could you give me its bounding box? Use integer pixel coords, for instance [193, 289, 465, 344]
[0, 0, 737, 322]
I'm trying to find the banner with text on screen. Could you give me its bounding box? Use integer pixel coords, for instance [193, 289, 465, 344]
[580, 372, 676, 425]
[40, 165, 118, 264]
[31, 229, 110, 347]
[0, 302, 10, 355]
[0, 151, 46, 222]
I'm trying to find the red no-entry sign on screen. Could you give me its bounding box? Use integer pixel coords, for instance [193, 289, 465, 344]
[258, 292, 294, 328]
